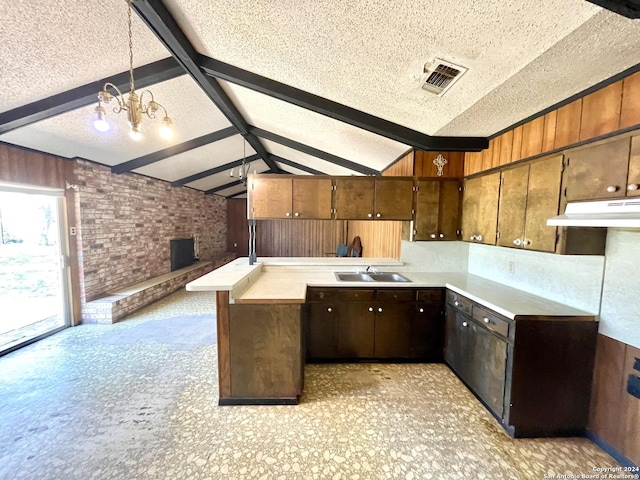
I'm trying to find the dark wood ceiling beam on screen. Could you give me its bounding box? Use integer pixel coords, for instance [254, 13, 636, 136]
[0, 58, 183, 135]
[585, 0, 640, 18]
[205, 175, 266, 195]
[228, 190, 247, 198]
[269, 155, 327, 175]
[131, 0, 282, 173]
[200, 56, 489, 152]
[251, 127, 378, 175]
[171, 153, 261, 187]
[112, 126, 237, 174]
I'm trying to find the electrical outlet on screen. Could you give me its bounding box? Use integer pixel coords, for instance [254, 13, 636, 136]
[233, 242, 238, 248]
[69, 227, 77, 236]
[508, 261, 515, 274]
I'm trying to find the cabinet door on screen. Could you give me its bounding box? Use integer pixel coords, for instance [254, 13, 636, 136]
[523, 155, 562, 252]
[497, 165, 529, 248]
[334, 178, 375, 219]
[412, 303, 444, 359]
[336, 303, 375, 357]
[250, 176, 293, 219]
[467, 323, 508, 418]
[373, 303, 413, 358]
[628, 135, 640, 197]
[308, 303, 338, 359]
[414, 180, 440, 240]
[462, 172, 500, 244]
[292, 177, 333, 219]
[439, 180, 461, 240]
[444, 309, 471, 383]
[564, 138, 630, 202]
[374, 178, 414, 220]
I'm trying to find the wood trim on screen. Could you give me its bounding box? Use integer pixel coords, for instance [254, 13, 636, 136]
[216, 290, 232, 398]
[579, 81, 622, 141]
[620, 71, 640, 129]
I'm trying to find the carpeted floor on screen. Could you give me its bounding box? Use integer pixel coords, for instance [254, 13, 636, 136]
[0, 289, 619, 480]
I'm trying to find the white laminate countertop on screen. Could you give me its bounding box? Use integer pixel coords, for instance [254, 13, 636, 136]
[185, 257, 597, 320]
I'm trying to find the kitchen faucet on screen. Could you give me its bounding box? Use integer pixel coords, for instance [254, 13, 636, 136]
[365, 265, 377, 273]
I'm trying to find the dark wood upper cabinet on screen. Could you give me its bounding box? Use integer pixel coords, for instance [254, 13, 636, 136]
[461, 172, 500, 245]
[628, 135, 640, 197]
[497, 155, 562, 253]
[563, 137, 630, 202]
[334, 177, 413, 220]
[412, 179, 461, 241]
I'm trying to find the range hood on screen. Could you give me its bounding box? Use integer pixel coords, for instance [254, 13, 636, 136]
[547, 199, 640, 228]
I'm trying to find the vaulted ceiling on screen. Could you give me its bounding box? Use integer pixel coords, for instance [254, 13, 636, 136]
[2, 0, 640, 198]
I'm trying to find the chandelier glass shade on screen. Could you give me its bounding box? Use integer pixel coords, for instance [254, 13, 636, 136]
[93, 0, 173, 141]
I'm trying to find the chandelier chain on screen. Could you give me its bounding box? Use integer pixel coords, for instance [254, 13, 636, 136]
[128, 0, 135, 94]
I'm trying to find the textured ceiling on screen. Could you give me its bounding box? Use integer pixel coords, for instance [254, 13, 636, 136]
[2, 1, 640, 196]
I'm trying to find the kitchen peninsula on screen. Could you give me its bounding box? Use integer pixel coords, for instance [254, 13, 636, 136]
[186, 256, 598, 438]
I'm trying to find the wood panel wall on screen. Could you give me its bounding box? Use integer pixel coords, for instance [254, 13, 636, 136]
[346, 220, 402, 259]
[589, 334, 640, 465]
[256, 219, 348, 257]
[465, 70, 640, 176]
[226, 198, 249, 256]
[0, 143, 81, 323]
[383, 150, 414, 176]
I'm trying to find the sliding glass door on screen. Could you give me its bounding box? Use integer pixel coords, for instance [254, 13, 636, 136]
[0, 184, 71, 354]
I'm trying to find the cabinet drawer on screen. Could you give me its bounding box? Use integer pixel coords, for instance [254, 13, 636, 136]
[417, 289, 444, 303]
[338, 289, 375, 301]
[307, 289, 336, 302]
[446, 290, 473, 316]
[376, 289, 414, 302]
[472, 305, 510, 339]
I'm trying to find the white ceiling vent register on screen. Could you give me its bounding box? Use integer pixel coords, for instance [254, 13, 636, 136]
[421, 59, 467, 96]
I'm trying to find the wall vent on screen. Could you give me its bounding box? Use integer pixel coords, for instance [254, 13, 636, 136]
[421, 59, 467, 96]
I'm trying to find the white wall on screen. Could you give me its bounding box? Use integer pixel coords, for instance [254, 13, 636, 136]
[598, 229, 640, 349]
[399, 240, 469, 272]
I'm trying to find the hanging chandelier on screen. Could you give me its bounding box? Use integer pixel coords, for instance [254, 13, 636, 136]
[230, 138, 251, 186]
[92, 0, 173, 141]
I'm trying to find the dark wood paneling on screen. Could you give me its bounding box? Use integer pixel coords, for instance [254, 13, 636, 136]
[415, 151, 464, 177]
[520, 116, 545, 159]
[481, 141, 494, 171]
[229, 303, 302, 398]
[621, 71, 640, 129]
[346, 221, 402, 259]
[226, 198, 249, 256]
[498, 131, 513, 166]
[554, 99, 583, 149]
[589, 334, 627, 449]
[511, 125, 523, 162]
[0, 143, 68, 188]
[256, 219, 347, 257]
[579, 82, 622, 141]
[621, 345, 640, 465]
[336, 303, 375, 357]
[383, 150, 414, 176]
[464, 151, 483, 175]
[216, 291, 232, 399]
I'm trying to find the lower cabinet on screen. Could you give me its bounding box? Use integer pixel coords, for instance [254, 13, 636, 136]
[306, 287, 444, 361]
[444, 290, 597, 438]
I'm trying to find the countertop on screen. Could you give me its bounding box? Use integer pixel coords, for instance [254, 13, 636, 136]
[185, 257, 596, 320]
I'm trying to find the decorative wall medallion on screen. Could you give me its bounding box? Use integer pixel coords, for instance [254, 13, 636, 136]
[433, 153, 448, 176]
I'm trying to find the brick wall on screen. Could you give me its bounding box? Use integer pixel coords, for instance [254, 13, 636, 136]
[74, 160, 227, 303]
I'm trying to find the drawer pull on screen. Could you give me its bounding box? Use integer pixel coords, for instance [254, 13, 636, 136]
[439, 233, 444, 238]
[475, 234, 483, 242]
[454, 301, 460, 307]
[327, 307, 332, 313]
[606, 185, 619, 193]
[368, 307, 374, 312]
[378, 307, 383, 313]
[628, 183, 639, 191]
[462, 321, 468, 327]
[419, 308, 424, 313]
[430, 233, 436, 239]
[483, 317, 490, 324]
[513, 238, 522, 246]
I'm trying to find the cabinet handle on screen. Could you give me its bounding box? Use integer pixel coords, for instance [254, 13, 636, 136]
[523, 239, 531, 246]
[368, 307, 374, 312]
[462, 321, 468, 327]
[606, 185, 619, 193]
[294, 212, 299, 217]
[378, 307, 383, 313]
[628, 183, 639, 191]
[327, 307, 332, 313]
[367, 213, 373, 218]
[454, 301, 460, 307]
[439, 233, 444, 238]
[376, 213, 381, 218]
[419, 308, 424, 313]
[475, 234, 483, 242]
[430, 233, 436, 239]
[285, 212, 291, 217]
[470, 235, 476, 241]
[513, 238, 522, 246]
[483, 317, 490, 324]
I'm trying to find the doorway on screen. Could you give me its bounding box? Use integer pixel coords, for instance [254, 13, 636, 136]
[0, 185, 72, 354]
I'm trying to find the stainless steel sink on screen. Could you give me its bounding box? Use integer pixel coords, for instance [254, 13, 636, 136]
[334, 272, 411, 282]
[367, 272, 411, 282]
[334, 272, 375, 282]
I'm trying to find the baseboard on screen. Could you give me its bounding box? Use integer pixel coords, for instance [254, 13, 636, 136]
[218, 397, 299, 406]
[586, 431, 638, 468]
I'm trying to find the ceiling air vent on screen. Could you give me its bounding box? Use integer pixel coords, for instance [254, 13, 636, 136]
[421, 59, 467, 96]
